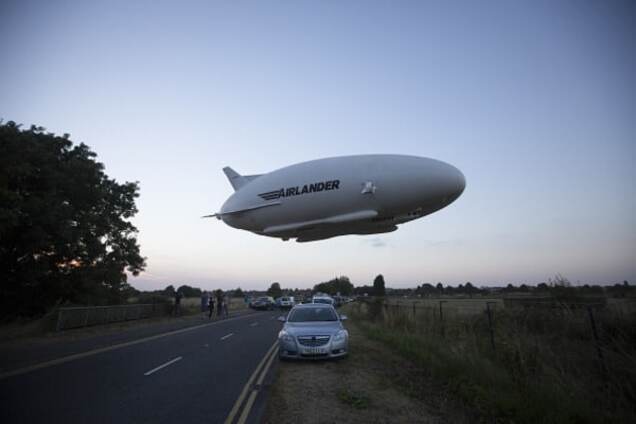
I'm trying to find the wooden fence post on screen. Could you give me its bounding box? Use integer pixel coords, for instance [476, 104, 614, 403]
[486, 302, 496, 351]
[586, 305, 607, 376]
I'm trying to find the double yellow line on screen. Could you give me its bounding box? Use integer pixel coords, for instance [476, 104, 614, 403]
[224, 340, 279, 424]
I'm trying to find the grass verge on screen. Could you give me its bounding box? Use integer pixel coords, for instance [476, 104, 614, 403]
[350, 300, 636, 423]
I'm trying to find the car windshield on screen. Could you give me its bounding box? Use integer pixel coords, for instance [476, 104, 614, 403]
[313, 298, 332, 304]
[288, 307, 337, 322]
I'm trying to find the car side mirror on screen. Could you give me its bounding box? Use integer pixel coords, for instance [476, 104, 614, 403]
[340, 314, 348, 321]
[277, 316, 286, 322]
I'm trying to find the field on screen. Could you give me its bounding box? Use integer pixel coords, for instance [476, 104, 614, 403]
[346, 297, 636, 423]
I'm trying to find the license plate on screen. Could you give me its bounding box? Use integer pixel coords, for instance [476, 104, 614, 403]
[303, 347, 326, 355]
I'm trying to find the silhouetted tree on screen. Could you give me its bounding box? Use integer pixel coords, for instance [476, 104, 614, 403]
[267, 282, 282, 298]
[177, 285, 202, 297]
[537, 283, 549, 291]
[0, 121, 145, 317]
[373, 274, 386, 296]
[314, 276, 354, 296]
[233, 287, 245, 297]
[418, 283, 437, 296]
[163, 285, 176, 296]
[353, 285, 374, 295]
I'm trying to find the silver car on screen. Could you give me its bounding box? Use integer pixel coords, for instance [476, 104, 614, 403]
[278, 304, 349, 360]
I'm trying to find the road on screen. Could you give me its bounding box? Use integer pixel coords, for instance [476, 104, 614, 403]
[0, 310, 282, 424]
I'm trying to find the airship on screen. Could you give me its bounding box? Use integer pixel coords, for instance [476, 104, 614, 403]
[205, 154, 465, 242]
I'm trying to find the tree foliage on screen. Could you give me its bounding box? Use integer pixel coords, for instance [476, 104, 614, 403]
[267, 282, 282, 298]
[373, 274, 386, 296]
[176, 285, 202, 297]
[0, 121, 145, 317]
[313, 276, 353, 296]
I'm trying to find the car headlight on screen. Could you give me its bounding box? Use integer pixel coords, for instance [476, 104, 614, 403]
[332, 330, 347, 342]
[278, 331, 294, 342]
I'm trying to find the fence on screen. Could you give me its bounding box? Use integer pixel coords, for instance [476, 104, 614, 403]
[349, 297, 636, 419]
[56, 303, 172, 331]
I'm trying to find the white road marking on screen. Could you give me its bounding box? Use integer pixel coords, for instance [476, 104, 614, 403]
[144, 356, 182, 376]
[0, 311, 259, 381]
[220, 332, 234, 341]
[250, 322, 259, 327]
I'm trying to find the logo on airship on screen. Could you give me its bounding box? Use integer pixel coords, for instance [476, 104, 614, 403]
[259, 179, 341, 201]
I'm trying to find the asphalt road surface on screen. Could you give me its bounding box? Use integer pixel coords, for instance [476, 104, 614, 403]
[0, 310, 282, 424]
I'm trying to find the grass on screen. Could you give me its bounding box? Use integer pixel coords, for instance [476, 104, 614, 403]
[0, 296, 251, 340]
[264, 319, 472, 423]
[346, 299, 636, 423]
[336, 388, 370, 410]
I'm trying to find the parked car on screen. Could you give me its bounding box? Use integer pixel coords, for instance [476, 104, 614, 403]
[312, 295, 334, 306]
[250, 296, 275, 310]
[278, 296, 295, 309]
[277, 303, 349, 360]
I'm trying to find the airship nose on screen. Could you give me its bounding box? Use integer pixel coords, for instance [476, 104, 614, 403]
[448, 165, 466, 199]
[416, 159, 465, 208]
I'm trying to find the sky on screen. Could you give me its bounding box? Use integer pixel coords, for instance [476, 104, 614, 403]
[1, 1, 635, 291]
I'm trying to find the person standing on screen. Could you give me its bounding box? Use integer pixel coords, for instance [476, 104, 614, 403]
[201, 291, 209, 315]
[174, 290, 182, 317]
[223, 295, 229, 317]
[208, 295, 215, 320]
[216, 290, 224, 318]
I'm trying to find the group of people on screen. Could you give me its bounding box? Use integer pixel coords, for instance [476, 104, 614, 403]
[201, 291, 229, 319]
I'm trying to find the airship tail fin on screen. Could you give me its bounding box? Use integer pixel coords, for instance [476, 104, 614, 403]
[223, 167, 263, 191]
[223, 167, 247, 191]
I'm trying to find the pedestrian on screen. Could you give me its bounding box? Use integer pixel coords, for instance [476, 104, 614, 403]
[216, 290, 224, 318]
[174, 290, 182, 317]
[201, 291, 209, 314]
[208, 295, 215, 320]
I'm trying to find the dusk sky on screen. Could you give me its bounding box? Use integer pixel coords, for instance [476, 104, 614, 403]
[1, 1, 634, 291]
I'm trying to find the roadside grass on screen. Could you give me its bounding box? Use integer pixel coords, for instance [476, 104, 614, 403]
[337, 388, 371, 410]
[0, 297, 250, 342]
[264, 319, 473, 423]
[348, 300, 636, 423]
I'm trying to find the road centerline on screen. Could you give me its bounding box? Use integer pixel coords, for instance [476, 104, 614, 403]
[0, 312, 259, 380]
[144, 356, 182, 376]
[224, 340, 278, 424]
[237, 344, 278, 424]
[220, 333, 234, 341]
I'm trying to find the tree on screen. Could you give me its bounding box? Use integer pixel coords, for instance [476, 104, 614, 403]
[177, 285, 202, 297]
[233, 287, 245, 297]
[416, 283, 436, 296]
[0, 122, 146, 317]
[267, 282, 282, 298]
[373, 274, 386, 297]
[314, 276, 354, 296]
[464, 282, 479, 297]
[163, 285, 176, 296]
[353, 285, 374, 295]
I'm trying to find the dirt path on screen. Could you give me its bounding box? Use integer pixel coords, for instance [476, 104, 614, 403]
[264, 320, 472, 423]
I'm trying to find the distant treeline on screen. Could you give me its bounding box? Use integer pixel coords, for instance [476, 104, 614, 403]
[395, 278, 634, 298]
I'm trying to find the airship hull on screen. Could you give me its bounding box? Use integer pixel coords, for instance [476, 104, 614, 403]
[211, 155, 465, 242]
